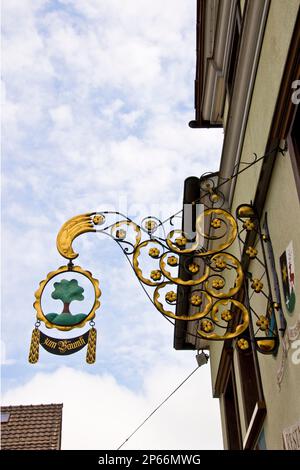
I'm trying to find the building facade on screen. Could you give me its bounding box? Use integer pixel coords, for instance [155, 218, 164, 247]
[175, 0, 300, 450]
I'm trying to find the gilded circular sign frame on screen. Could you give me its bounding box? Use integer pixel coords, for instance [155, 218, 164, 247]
[33, 265, 101, 331]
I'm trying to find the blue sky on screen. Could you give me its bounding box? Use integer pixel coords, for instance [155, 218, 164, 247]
[2, 0, 224, 449]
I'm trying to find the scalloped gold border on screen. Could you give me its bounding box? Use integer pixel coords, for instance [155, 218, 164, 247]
[33, 265, 101, 331]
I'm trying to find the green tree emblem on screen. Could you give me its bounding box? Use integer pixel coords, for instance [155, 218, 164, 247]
[45, 279, 87, 326]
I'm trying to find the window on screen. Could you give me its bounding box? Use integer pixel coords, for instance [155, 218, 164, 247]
[237, 345, 259, 425]
[1, 411, 10, 423]
[236, 326, 267, 449]
[223, 369, 242, 449]
[226, 5, 242, 98]
[256, 428, 267, 450]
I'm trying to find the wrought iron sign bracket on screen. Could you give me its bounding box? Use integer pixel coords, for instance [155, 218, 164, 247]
[29, 188, 284, 363]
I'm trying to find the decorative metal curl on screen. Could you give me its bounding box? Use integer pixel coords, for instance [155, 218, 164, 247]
[197, 299, 249, 340]
[153, 281, 213, 321]
[55, 204, 250, 343]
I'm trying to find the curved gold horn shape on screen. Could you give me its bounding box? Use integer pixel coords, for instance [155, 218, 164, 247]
[56, 213, 96, 259]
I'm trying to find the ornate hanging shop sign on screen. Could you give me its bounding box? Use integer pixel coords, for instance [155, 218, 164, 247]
[29, 173, 284, 363]
[29, 265, 100, 364]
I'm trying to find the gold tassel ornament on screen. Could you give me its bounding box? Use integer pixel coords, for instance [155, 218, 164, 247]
[28, 328, 40, 364]
[86, 328, 97, 364]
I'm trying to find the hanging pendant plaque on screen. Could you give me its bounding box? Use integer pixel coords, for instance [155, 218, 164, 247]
[40, 330, 90, 355]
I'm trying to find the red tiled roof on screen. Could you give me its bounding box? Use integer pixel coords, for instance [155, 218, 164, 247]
[1, 403, 63, 450]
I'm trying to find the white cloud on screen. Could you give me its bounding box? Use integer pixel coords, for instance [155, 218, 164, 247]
[102, 99, 124, 117]
[2, 364, 222, 450]
[50, 105, 74, 128]
[1, 341, 16, 366]
[121, 109, 144, 128]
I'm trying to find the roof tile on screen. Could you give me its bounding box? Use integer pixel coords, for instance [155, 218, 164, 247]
[1, 403, 63, 450]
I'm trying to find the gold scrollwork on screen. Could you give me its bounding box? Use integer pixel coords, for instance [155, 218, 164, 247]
[166, 229, 200, 254]
[197, 299, 249, 340]
[165, 209, 237, 256]
[154, 281, 213, 321]
[196, 208, 237, 255]
[205, 253, 243, 298]
[34, 265, 101, 331]
[133, 240, 163, 286]
[52, 206, 251, 344]
[159, 252, 209, 286]
[110, 220, 141, 247]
